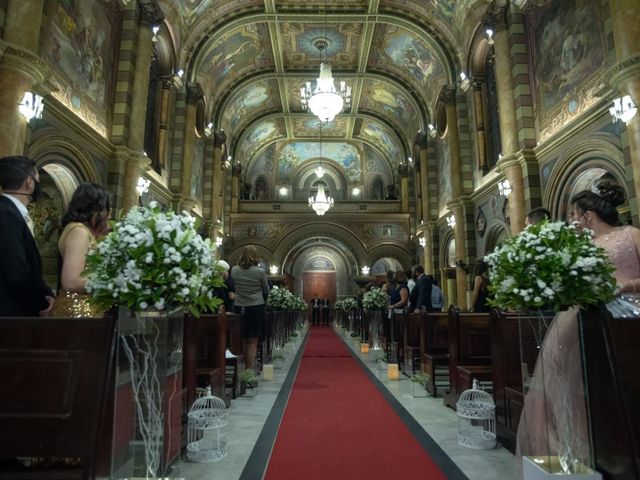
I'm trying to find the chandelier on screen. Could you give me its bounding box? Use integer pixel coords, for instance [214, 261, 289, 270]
[609, 95, 637, 124]
[308, 123, 334, 215]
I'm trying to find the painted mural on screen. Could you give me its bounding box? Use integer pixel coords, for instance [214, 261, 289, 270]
[196, 23, 273, 99]
[292, 117, 348, 137]
[247, 144, 276, 184]
[277, 142, 361, 184]
[358, 119, 401, 164]
[305, 257, 336, 271]
[44, 0, 117, 135]
[281, 23, 361, 68]
[359, 79, 419, 136]
[238, 119, 285, 159]
[438, 140, 451, 211]
[221, 80, 280, 133]
[530, 0, 605, 128]
[364, 145, 391, 179]
[369, 23, 446, 94]
[191, 140, 204, 202]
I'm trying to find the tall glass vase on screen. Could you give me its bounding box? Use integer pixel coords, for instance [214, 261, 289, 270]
[109, 307, 184, 480]
[368, 310, 383, 350]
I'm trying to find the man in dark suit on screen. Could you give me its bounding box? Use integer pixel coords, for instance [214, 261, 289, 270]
[311, 294, 321, 326]
[0, 156, 54, 316]
[322, 298, 331, 326]
[409, 264, 433, 313]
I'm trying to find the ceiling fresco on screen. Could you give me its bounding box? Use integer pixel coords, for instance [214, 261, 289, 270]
[277, 141, 361, 184]
[174, 0, 492, 172]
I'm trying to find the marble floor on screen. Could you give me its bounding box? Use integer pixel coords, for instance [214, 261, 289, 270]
[173, 324, 517, 480]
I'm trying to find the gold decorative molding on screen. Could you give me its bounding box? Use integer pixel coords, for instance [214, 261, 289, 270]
[607, 54, 640, 90]
[0, 40, 59, 94]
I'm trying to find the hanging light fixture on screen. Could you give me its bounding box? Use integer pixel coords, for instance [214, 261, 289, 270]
[308, 124, 334, 215]
[609, 95, 637, 124]
[300, 2, 351, 123]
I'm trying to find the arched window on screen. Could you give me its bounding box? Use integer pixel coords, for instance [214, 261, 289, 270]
[372, 178, 384, 200]
[484, 54, 501, 171]
[255, 176, 270, 200]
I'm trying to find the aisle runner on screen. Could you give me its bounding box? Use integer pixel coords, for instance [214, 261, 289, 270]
[262, 327, 466, 480]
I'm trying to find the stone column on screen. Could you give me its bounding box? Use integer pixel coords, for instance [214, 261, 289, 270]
[231, 162, 242, 213]
[490, 5, 526, 233]
[416, 131, 430, 224]
[443, 87, 468, 310]
[155, 77, 173, 172]
[472, 80, 488, 171]
[122, 2, 164, 212]
[399, 163, 409, 213]
[210, 129, 226, 228]
[180, 82, 203, 211]
[0, 0, 46, 156]
[609, 0, 640, 215]
[423, 221, 437, 276]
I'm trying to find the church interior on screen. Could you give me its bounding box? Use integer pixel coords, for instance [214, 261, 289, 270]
[1, 0, 640, 479]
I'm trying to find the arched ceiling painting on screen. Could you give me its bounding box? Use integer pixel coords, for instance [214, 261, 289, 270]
[164, 0, 493, 176]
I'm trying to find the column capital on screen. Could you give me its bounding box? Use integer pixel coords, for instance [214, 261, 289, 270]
[607, 54, 640, 92]
[232, 161, 243, 176]
[0, 40, 59, 93]
[496, 152, 520, 171]
[441, 85, 457, 105]
[485, 4, 508, 32]
[186, 82, 204, 104]
[138, 2, 165, 27]
[471, 79, 484, 92]
[415, 130, 429, 148]
[213, 129, 227, 148]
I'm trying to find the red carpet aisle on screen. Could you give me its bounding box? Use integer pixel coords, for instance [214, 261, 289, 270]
[263, 326, 450, 480]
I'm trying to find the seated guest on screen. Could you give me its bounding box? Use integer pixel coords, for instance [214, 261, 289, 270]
[212, 259, 236, 312]
[51, 183, 111, 317]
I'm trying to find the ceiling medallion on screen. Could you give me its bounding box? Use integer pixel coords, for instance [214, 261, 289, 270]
[300, 37, 351, 122]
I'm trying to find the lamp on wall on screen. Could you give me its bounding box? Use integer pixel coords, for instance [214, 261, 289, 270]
[418, 237, 426, 247]
[299, 1, 351, 122]
[485, 28, 494, 45]
[609, 95, 637, 124]
[361, 266, 370, 275]
[428, 123, 437, 138]
[498, 179, 512, 197]
[136, 177, 151, 196]
[269, 265, 279, 275]
[459, 72, 471, 92]
[446, 214, 456, 228]
[18, 92, 44, 121]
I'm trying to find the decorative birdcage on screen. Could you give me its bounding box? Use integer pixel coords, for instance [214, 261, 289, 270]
[186, 386, 229, 463]
[456, 379, 496, 449]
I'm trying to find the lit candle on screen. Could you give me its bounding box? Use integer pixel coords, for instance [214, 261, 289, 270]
[360, 343, 369, 354]
[387, 363, 399, 380]
[263, 364, 274, 381]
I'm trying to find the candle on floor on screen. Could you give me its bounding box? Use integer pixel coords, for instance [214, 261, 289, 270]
[263, 364, 274, 381]
[387, 363, 399, 380]
[360, 343, 369, 353]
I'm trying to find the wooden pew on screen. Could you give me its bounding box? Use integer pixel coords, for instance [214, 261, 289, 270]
[402, 312, 422, 376]
[443, 307, 492, 409]
[225, 312, 243, 400]
[0, 315, 117, 479]
[420, 312, 449, 397]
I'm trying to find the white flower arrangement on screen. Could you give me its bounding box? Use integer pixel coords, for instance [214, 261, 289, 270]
[291, 295, 308, 311]
[335, 297, 359, 311]
[485, 220, 617, 312]
[84, 202, 224, 315]
[266, 286, 295, 310]
[362, 287, 388, 311]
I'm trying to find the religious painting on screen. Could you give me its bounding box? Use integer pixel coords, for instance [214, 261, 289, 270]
[369, 23, 447, 93]
[292, 117, 348, 138]
[191, 140, 204, 202]
[277, 141, 361, 184]
[529, 0, 606, 130]
[43, 0, 119, 135]
[238, 118, 285, 159]
[358, 119, 401, 164]
[364, 145, 391, 176]
[281, 22, 361, 69]
[196, 23, 273, 99]
[221, 79, 280, 133]
[247, 144, 276, 181]
[359, 79, 418, 137]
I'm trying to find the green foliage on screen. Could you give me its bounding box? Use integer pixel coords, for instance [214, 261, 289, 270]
[485, 220, 617, 312]
[411, 372, 430, 385]
[84, 202, 223, 314]
[334, 297, 359, 311]
[362, 287, 388, 311]
[266, 286, 295, 310]
[240, 369, 259, 387]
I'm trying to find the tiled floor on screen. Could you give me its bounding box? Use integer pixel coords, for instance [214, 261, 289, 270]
[173, 325, 517, 479]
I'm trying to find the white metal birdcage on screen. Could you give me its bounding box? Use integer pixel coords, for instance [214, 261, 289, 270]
[456, 379, 496, 449]
[186, 386, 229, 462]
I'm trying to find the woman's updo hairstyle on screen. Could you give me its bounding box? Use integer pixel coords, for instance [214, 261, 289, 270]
[570, 180, 625, 226]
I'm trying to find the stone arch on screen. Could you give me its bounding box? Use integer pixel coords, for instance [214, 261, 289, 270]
[543, 137, 628, 222]
[483, 223, 509, 257]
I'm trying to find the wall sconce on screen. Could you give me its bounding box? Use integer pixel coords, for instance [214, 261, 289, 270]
[279, 186, 288, 197]
[204, 122, 213, 136]
[152, 25, 160, 42]
[428, 123, 437, 138]
[609, 95, 637, 124]
[352, 187, 361, 196]
[361, 266, 370, 275]
[215, 237, 223, 247]
[407, 156, 413, 165]
[136, 177, 151, 196]
[460, 72, 471, 92]
[446, 214, 456, 228]
[498, 179, 512, 197]
[418, 237, 426, 247]
[18, 92, 44, 122]
[486, 28, 494, 45]
[270, 265, 279, 275]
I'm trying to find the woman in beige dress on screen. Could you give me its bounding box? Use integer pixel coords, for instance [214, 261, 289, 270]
[50, 182, 111, 317]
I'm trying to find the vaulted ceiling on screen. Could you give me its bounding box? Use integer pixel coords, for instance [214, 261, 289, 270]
[158, 0, 493, 171]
